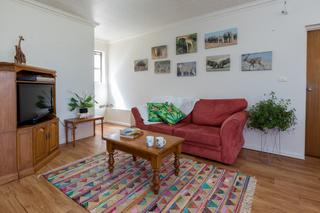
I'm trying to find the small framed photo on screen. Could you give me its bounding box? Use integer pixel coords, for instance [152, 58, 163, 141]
[176, 33, 197, 55]
[134, 59, 148, 72]
[151, 45, 167, 59]
[241, 51, 272, 71]
[155, 60, 170, 73]
[177, 62, 196, 77]
[206, 55, 231, 72]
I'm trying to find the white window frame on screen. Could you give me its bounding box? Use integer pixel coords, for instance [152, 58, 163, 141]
[94, 51, 103, 83]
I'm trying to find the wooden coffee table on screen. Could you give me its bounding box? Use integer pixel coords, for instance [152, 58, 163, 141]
[103, 130, 184, 194]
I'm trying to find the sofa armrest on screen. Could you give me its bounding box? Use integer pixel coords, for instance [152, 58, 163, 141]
[220, 111, 248, 164]
[131, 107, 144, 125]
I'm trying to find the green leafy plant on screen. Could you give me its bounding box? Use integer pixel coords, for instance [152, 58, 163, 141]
[68, 92, 97, 112]
[248, 92, 297, 133]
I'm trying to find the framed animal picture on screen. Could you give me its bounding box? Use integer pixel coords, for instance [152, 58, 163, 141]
[241, 51, 272, 71]
[151, 45, 167, 59]
[176, 33, 197, 55]
[134, 59, 148, 72]
[155, 60, 170, 73]
[177, 62, 196, 77]
[205, 28, 238, 49]
[206, 55, 231, 72]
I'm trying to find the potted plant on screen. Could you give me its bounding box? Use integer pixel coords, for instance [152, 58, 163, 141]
[247, 92, 297, 154]
[68, 93, 97, 118]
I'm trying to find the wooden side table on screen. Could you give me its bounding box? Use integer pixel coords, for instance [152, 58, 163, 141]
[64, 116, 104, 147]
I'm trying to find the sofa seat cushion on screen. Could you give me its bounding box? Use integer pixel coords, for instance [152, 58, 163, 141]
[147, 122, 188, 135]
[174, 124, 221, 147]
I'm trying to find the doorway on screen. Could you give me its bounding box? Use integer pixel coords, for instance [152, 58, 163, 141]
[306, 29, 320, 157]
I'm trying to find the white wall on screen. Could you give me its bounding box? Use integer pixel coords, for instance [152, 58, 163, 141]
[0, 0, 95, 143]
[108, 0, 320, 159]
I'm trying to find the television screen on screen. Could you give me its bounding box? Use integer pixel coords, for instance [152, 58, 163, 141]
[17, 84, 54, 125]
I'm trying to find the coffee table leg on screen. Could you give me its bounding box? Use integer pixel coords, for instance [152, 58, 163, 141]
[151, 158, 160, 195]
[107, 142, 114, 173]
[174, 145, 181, 176]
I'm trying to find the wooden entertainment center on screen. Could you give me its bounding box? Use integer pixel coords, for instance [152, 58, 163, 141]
[0, 62, 59, 185]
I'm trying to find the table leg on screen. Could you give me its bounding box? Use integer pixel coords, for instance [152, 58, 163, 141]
[107, 142, 114, 173]
[101, 118, 104, 139]
[72, 124, 76, 148]
[174, 145, 181, 176]
[132, 155, 137, 161]
[151, 157, 160, 194]
[65, 121, 68, 144]
[93, 120, 96, 137]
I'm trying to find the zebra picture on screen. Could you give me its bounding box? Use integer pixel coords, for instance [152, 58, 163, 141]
[241, 51, 272, 71]
[155, 60, 170, 73]
[206, 55, 231, 72]
[205, 28, 238, 49]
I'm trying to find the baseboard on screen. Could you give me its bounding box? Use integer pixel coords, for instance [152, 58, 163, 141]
[105, 120, 131, 127]
[0, 173, 19, 186]
[34, 149, 61, 171]
[18, 167, 35, 178]
[243, 144, 305, 160]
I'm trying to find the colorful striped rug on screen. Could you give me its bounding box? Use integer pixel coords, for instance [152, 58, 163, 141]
[42, 152, 256, 213]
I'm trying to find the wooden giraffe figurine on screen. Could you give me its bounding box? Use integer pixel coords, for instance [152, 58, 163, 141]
[14, 36, 26, 64]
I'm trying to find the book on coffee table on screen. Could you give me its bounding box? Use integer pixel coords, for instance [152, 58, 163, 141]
[120, 128, 143, 139]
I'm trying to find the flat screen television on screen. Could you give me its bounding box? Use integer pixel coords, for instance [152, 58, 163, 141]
[17, 83, 54, 125]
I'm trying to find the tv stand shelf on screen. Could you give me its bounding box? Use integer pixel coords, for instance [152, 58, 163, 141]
[0, 62, 59, 185]
[16, 80, 55, 85]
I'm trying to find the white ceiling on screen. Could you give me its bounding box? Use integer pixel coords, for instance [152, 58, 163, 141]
[33, 0, 258, 42]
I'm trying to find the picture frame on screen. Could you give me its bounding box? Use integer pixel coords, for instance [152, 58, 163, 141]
[151, 45, 167, 59]
[206, 55, 231, 72]
[176, 33, 197, 55]
[155, 60, 170, 73]
[241, 51, 272, 71]
[205, 28, 238, 49]
[177, 62, 196, 77]
[134, 59, 148, 72]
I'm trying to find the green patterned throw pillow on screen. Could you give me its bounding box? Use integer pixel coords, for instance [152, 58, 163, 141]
[147, 103, 166, 122]
[156, 103, 186, 125]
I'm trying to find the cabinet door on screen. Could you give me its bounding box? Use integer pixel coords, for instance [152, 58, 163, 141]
[33, 124, 49, 164]
[48, 120, 59, 153]
[17, 127, 33, 172]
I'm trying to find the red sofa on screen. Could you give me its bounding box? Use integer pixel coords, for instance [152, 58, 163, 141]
[131, 99, 248, 164]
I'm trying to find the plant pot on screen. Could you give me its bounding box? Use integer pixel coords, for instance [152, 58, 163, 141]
[79, 108, 88, 114]
[79, 108, 89, 118]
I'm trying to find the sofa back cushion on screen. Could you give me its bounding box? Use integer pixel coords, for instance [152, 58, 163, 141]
[192, 99, 248, 126]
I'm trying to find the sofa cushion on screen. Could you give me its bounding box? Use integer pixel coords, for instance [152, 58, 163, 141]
[192, 99, 248, 126]
[174, 124, 221, 147]
[148, 122, 188, 135]
[156, 103, 186, 125]
[147, 102, 166, 122]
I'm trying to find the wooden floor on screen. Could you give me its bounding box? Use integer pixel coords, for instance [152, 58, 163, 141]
[1, 123, 320, 213]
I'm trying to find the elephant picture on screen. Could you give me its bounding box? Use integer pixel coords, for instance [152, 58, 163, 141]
[205, 28, 238, 49]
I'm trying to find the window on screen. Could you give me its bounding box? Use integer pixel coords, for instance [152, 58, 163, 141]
[94, 51, 103, 83]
